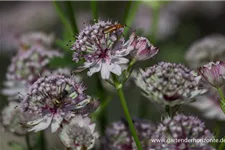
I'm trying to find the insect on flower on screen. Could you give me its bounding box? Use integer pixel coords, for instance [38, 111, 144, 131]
[102, 24, 125, 34]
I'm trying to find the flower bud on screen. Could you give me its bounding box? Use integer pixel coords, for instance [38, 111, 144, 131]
[198, 61, 225, 88]
[129, 32, 159, 61]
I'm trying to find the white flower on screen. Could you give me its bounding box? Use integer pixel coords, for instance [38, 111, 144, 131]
[59, 115, 98, 150]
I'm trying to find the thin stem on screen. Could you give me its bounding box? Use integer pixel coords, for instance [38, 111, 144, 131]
[165, 105, 179, 118]
[53, 1, 73, 37]
[122, 1, 132, 24]
[65, 1, 78, 34]
[149, 7, 160, 44]
[25, 134, 32, 150]
[90, 1, 98, 20]
[39, 131, 46, 150]
[123, 1, 140, 37]
[116, 87, 143, 150]
[122, 58, 136, 84]
[217, 87, 225, 114]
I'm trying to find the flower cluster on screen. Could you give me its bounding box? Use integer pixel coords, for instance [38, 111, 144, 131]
[102, 118, 156, 150]
[185, 34, 225, 68]
[59, 115, 98, 150]
[71, 20, 158, 79]
[21, 74, 99, 133]
[149, 114, 215, 150]
[135, 62, 207, 106]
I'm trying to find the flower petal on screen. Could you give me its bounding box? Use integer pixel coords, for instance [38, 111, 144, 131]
[51, 113, 63, 133]
[101, 63, 110, 79]
[28, 114, 53, 132]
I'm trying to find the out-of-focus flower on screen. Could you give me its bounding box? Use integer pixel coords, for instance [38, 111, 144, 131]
[72, 20, 133, 79]
[19, 32, 55, 49]
[185, 35, 225, 69]
[2, 67, 73, 101]
[128, 32, 159, 61]
[135, 62, 207, 106]
[149, 114, 215, 150]
[59, 115, 98, 150]
[198, 61, 225, 88]
[189, 92, 225, 121]
[102, 118, 156, 150]
[21, 75, 99, 133]
[6, 45, 62, 84]
[1, 102, 31, 135]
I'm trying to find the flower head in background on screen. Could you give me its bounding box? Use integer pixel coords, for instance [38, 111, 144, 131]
[189, 92, 225, 121]
[59, 115, 98, 150]
[135, 62, 207, 106]
[21, 75, 99, 133]
[198, 61, 225, 88]
[128, 32, 159, 61]
[18, 32, 55, 50]
[149, 114, 215, 150]
[1, 101, 31, 135]
[2, 46, 63, 100]
[102, 118, 156, 150]
[72, 20, 133, 79]
[6, 45, 62, 84]
[185, 34, 225, 69]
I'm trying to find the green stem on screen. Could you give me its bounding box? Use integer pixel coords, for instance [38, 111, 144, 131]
[123, 1, 140, 37]
[165, 105, 179, 118]
[122, 58, 136, 84]
[90, 1, 98, 20]
[65, 1, 78, 34]
[123, 1, 132, 24]
[53, 1, 73, 37]
[217, 87, 225, 114]
[39, 131, 46, 150]
[116, 87, 143, 150]
[149, 7, 160, 44]
[218, 136, 225, 150]
[25, 134, 32, 150]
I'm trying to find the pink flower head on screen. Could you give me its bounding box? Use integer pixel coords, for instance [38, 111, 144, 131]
[72, 20, 134, 79]
[128, 32, 159, 61]
[21, 75, 99, 133]
[198, 61, 225, 88]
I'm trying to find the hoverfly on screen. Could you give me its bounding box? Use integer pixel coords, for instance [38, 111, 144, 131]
[102, 24, 125, 34]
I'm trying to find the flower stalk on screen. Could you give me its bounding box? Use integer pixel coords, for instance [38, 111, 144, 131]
[116, 85, 143, 150]
[25, 134, 32, 150]
[217, 87, 225, 114]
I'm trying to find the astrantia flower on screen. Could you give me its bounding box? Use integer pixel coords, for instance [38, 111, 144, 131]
[102, 118, 156, 150]
[1, 102, 31, 135]
[149, 114, 215, 150]
[2, 67, 73, 101]
[128, 32, 159, 61]
[185, 34, 225, 68]
[72, 20, 134, 79]
[198, 61, 225, 88]
[6, 45, 62, 84]
[21, 75, 99, 133]
[59, 115, 98, 150]
[135, 62, 207, 106]
[19, 32, 55, 49]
